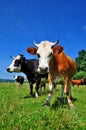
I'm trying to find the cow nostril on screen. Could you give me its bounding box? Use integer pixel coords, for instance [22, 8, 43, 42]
[39, 67, 48, 71]
[44, 67, 48, 71]
[7, 68, 10, 72]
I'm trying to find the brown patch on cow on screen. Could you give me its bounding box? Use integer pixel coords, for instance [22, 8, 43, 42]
[27, 47, 37, 55]
[53, 46, 64, 54]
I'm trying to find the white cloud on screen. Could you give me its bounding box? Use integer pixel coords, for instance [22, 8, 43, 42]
[82, 25, 86, 30]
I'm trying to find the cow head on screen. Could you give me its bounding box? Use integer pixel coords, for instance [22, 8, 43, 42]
[6, 54, 25, 73]
[27, 40, 63, 74]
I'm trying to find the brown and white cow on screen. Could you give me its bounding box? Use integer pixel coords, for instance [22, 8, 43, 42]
[27, 40, 76, 109]
[71, 79, 84, 87]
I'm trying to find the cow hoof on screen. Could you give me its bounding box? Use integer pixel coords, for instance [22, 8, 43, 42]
[24, 95, 33, 98]
[70, 105, 75, 109]
[42, 100, 50, 106]
[69, 103, 75, 109]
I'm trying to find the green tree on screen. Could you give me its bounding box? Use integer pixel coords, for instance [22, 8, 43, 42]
[74, 49, 86, 80]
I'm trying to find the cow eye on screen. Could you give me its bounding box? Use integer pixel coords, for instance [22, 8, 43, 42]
[14, 59, 20, 67]
[37, 53, 40, 58]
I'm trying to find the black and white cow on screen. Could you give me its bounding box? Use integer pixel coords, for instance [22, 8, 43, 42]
[13, 75, 24, 86]
[6, 54, 48, 97]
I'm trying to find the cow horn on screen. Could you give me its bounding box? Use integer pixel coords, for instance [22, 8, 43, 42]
[55, 39, 60, 44]
[33, 41, 39, 47]
[10, 56, 15, 59]
[52, 39, 60, 47]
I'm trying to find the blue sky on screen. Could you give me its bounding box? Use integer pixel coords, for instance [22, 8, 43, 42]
[0, 0, 86, 79]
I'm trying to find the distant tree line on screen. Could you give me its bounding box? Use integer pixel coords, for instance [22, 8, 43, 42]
[0, 79, 14, 82]
[73, 49, 86, 81]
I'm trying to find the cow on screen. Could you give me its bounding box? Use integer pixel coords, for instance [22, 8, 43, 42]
[71, 79, 84, 87]
[6, 54, 48, 98]
[27, 40, 76, 109]
[13, 75, 24, 86]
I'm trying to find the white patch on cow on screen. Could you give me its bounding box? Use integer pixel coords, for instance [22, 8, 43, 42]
[37, 41, 53, 73]
[35, 92, 38, 98]
[46, 83, 53, 103]
[49, 83, 53, 91]
[68, 98, 74, 109]
[7, 55, 21, 72]
[64, 84, 66, 93]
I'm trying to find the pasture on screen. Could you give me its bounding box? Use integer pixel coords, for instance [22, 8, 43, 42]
[0, 82, 86, 130]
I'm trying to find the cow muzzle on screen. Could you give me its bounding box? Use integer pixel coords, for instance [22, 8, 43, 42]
[38, 67, 48, 74]
[6, 68, 11, 73]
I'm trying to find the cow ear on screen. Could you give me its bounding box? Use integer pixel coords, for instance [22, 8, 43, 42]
[53, 46, 63, 54]
[27, 47, 37, 55]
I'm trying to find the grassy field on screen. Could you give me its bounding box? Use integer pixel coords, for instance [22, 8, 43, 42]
[0, 82, 86, 130]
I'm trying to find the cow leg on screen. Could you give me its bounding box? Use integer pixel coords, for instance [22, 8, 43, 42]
[39, 82, 46, 93]
[44, 83, 46, 92]
[60, 84, 72, 99]
[29, 83, 33, 97]
[69, 84, 72, 100]
[39, 83, 42, 93]
[43, 73, 53, 106]
[60, 84, 64, 99]
[65, 77, 74, 109]
[35, 78, 41, 98]
[24, 83, 33, 98]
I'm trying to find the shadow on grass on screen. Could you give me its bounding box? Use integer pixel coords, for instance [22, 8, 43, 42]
[51, 97, 77, 110]
[23, 91, 48, 99]
[24, 94, 35, 98]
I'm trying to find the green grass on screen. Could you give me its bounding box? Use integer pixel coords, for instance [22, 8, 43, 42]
[0, 82, 86, 130]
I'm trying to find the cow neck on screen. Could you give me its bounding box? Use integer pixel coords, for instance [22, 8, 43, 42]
[49, 55, 57, 77]
[21, 61, 28, 75]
